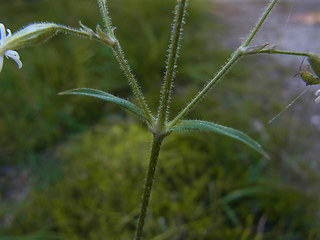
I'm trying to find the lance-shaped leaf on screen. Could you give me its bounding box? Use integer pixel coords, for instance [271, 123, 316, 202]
[59, 88, 148, 122]
[169, 120, 268, 158]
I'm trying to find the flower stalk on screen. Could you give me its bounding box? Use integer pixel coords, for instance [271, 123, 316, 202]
[157, 0, 188, 129]
[110, 42, 154, 123]
[97, 0, 153, 123]
[169, 49, 242, 128]
[242, 0, 278, 47]
[244, 48, 311, 57]
[169, 0, 279, 128]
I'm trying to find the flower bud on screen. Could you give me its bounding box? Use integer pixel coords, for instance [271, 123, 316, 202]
[1, 22, 60, 53]
[307, 54, 320, 78]
[300, 70, 320, 86]
[96, 25, 117, 46]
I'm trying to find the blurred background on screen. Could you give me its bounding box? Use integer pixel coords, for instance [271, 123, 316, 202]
[0, 0, 319, 239]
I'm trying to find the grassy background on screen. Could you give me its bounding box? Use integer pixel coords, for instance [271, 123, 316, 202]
[0, 0, 319, 239]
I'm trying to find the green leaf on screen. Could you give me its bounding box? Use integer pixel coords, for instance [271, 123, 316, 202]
[59, 88, 147, 121]
[220, 187, 263, 203]
[169, 120, 268, 158]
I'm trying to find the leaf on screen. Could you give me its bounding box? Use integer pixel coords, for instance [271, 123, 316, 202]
[220, 187, 264, 203]
[169, 120, 268, 158]
[59, 88, 147, 121]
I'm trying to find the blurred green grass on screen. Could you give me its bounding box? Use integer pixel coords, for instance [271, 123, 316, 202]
[3, 120, 319, 239]
[0, 0, 319, 239]
[0, 0, 214, 164]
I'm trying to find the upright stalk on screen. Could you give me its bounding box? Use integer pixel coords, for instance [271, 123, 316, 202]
[134, 134, 164, 240]
[242, 0, 278, 47]
[169, 0, 279, 128]
[111, 42, 154, 123]
[157, 0, 188, 128]
[98, 0, 153, 123]
[98, 0, 114, 36]
[169, 49, 242, 128]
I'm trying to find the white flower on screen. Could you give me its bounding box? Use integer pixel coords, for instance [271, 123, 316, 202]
[0, 22, 61, 73]
[315, 89, 320, 103]
[0, 23, 22, 72]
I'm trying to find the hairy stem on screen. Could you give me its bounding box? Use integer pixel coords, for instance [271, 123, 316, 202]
[243, 0, 279, 47]
[169, 49, 242, 128]
[247, 48, 311, 57]
[97, 0, 153, 122]
[157, 0, 188, 128]
[169, 0, 279, 127]
[111, 42, 154, 123]
[134, 134, 164, 240]
[98, 0, 114, 37]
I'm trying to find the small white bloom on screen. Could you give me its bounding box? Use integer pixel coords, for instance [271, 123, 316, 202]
[315, 89, 320, 103]
[0, 23, 22, 72]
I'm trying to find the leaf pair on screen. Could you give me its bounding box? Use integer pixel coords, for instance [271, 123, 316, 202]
[60, 88, 268, 157]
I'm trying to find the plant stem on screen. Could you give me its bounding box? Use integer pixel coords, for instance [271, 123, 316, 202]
[169, 49, 242, 128]
[98, 0, 114, 37]
[157, 0, 188, 128]
[169, 0, 279, 128]
[111, 42, 154, 123]
[97, 0, 153, 123]
[243, 0, 279, 47]
[247, 49, 311, 57]
[134, 134, 164, 240]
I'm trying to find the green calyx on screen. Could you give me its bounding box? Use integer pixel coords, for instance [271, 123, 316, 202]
[307, 54, 320, 78]
[300, 70, 320, 86]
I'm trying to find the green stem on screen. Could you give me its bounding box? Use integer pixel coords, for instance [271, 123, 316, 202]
[157, 0, 188, 128]
[247, 49, 311, 57]
[243, 0, 279, 47]
[98, 0, 114, 37]
[169, 49, 242, 128]
[134, 134, 164, 240]
[169, 0, 279, 128]
[97, 0, 153, 122]
[60, 26, 90, 38]
[112, 42, 154, 123]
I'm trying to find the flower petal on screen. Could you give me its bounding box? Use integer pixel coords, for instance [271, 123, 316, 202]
[0, 55, 4, 72]
[5, 50, 22, 69]
[6, 28, 11, 37]
[315, 96, 320, 104]
[0, 23, 5, 42]
[315, 89, 320, 97]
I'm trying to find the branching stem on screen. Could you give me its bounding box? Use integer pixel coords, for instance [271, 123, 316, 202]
[169, 0, 279, 128]
[247, 49, 311, 57]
